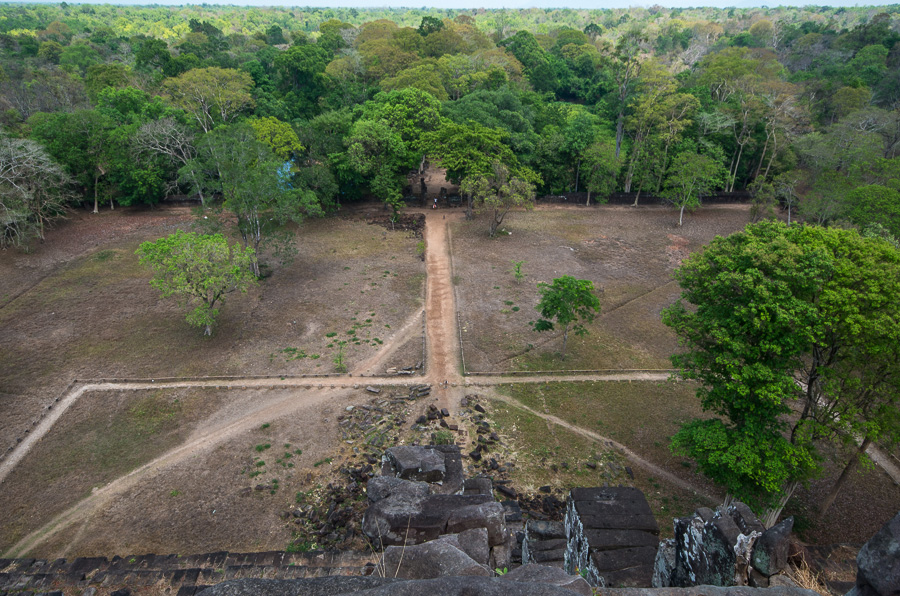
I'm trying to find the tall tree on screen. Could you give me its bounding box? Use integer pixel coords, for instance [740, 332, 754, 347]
[162, 67, 255, 133]
[609, 26, 648, 159]
[661, 152, 725, 226]
[133, 117, 204, 203]
[459, 160, 537, 237]
[663, 221, 900, 521]
[190, 123, 322, 276]
[29, 108, 114, 213]
[0, 133, 72, 247]
[137, 231, 257, 336]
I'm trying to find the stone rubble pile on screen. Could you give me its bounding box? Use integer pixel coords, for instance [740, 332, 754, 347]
[653, 503, 795, 588]
[362, 444, 516, 570]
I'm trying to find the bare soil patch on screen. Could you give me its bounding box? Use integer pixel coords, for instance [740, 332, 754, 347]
[452, 205, 754, 372]
[0, 208, 425, 454]
[1, 201, 891, 562]
[1, 383, 438, 558]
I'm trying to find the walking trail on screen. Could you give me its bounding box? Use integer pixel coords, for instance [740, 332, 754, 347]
[4, 207, 897, 556]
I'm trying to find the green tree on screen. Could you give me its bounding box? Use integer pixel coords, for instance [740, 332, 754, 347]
[249, 116, 304, 162]
[460, 161, 537, 237]
[844, 184, 900, 238]
[136, 231, 257, 336]
[189, 123, 322, 276]
[345, 119, 407, 213]
[663, 221, 900, 521]
[162, 67, 255, 132]
[661, 152, 725, 226]
[582, 136, 621, 205]
[29, 108, 115, 213]
[417, 16, 444, 37]
[531, 275, 601, 357]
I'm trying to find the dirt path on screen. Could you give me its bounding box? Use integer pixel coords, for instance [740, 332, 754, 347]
[486, 389, 719, 504]
[465, 372, 674, 386]
[421, 211, 465, 411]
[353, 307, 424, 377]
[4, 387, 348, 558]
[867, 445, 900, 486]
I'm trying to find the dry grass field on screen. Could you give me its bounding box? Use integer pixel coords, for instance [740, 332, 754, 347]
[0, 202, 896, 559]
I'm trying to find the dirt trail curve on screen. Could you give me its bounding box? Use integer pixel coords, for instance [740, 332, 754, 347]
[487, 389, 719, 504]
[4, 387, 348, 558]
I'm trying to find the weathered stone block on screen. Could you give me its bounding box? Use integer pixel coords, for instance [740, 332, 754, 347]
[366, 476, 430, 504]
[652, 539, 676, 588]
[446, 501, 507, 546]
[501, 564, 592, 596]
[381, 541, 490, 579]
[751, 517, 793, 577]
[383, 446, 446, 483]
[580, 529, 659, 552]
[854, 511, 900, 596]
[362, 494, 493, 547]
[591, 546, 658, 572]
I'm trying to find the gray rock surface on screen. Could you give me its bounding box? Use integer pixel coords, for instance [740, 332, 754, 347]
[500, 564, 592, 596]
[565, 487, 659, 587]
[196, 578, 823, 596]
[381, 541, 490, 579]
[366, 476, 430, 504]
[431, 529, 490, 566]
[384, 446, 446, 483]
[362, 494, 494, 546]
[652, 539, 676, 587]
[751, 517, 794, 577]
[670, 504, 767, 587]
[446, 501, 507, 546]
[196, 575, 599, 595]
[853, 510, 900, 596]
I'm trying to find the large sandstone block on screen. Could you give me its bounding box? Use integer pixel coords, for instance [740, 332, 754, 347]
[850, 511, 900, 596]
[446, 501, 507, 547]
[751, 517, 793, 577]
[564, 487, 659, 588]
[362, 494, 494, 547]
[383, 446, 446, 483]
[500, 564, 592, 596]
[381, 541, 490, 579]
[366, 476, 430, 504]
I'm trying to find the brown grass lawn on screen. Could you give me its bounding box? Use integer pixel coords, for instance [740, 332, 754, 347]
[452, 205, 754, 372]
[0, 209, 425, 454]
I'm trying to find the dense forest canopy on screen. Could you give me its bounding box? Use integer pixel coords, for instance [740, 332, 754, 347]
[3, 3, 900, 246]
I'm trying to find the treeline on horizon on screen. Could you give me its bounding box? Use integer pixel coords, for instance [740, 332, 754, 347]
[2, 1, 900, 246]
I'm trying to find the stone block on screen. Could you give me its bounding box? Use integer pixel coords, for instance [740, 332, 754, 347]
[652, 539, 676, 588]
[600, 563, 655, 588]
[446, 502, 507, 547]
[525, 521, 566, 541]
[366, 476, 430, 504]
[854, 511, 900, 596]
[463, 477, 492, 496]
[752, 517, 794, 577]
[590, 546, 658, 572]
[581, 529, 659, 552]
[501, 564, 592, 596]
[381, 542, 490, 580]
[362, 494, 492, 547]
[384, 446, 446, 483]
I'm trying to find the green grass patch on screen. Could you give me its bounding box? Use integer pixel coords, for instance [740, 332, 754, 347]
[497, 381, 711, 483]
[487, 399, 631, 493]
